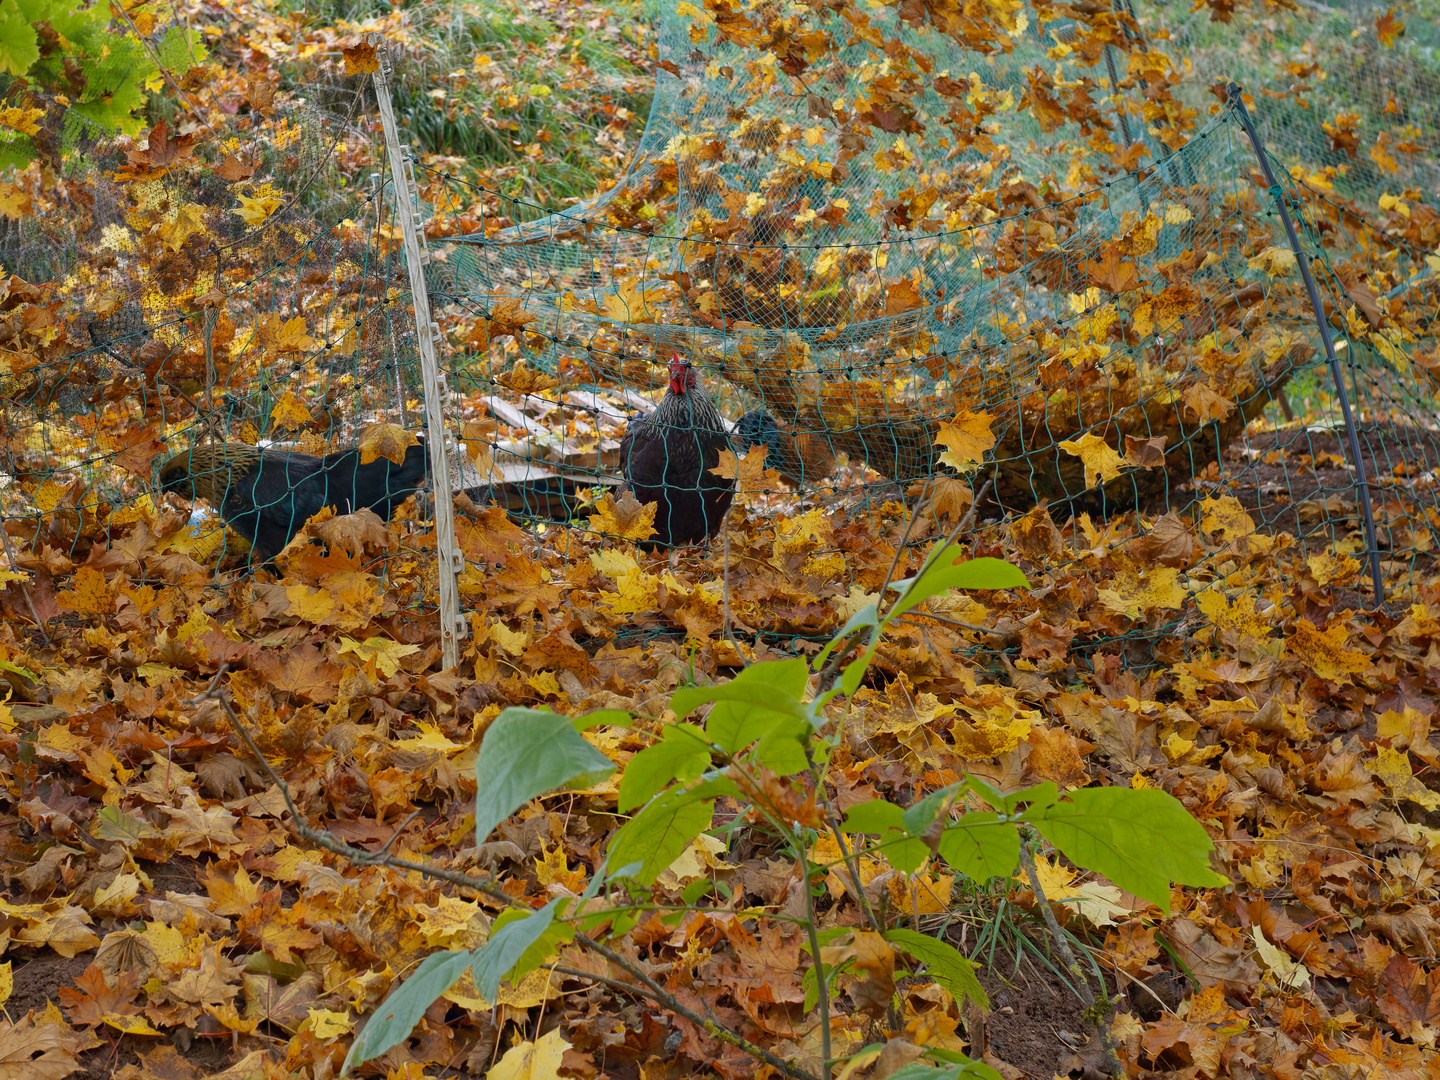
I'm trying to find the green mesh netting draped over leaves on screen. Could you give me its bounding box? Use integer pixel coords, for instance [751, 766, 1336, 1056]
[1, 0, 1438, 660]
[426, 0, 1440, 600]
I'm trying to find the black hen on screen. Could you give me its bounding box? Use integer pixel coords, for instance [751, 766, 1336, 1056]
[157, 439, 430, 563]
[618, 356, 734, 547]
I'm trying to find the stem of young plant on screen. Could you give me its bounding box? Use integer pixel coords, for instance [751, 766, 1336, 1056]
[720, 505, 748, 667]
[805, 740, 903, 1033]
[815, 473, 997, 713]
[800, 846, 833, 1071]
[804, 745, 884, 938]
[187, 668, 820, 1080]
[1016, 832, 1123, 1078]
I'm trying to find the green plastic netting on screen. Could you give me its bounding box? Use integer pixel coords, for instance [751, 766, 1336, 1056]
[2, 0, 1438, 664]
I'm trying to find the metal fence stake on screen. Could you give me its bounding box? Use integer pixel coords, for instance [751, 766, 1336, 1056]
[1227, 82, 1388, 612]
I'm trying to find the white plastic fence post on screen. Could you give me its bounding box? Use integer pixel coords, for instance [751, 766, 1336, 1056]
[369, 37, 467, 670]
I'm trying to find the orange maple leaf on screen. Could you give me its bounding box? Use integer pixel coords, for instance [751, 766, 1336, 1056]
[1083, 249, 1143, 294]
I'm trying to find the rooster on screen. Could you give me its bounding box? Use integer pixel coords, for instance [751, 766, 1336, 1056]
[157, 439, 430, 563]
[618, 356, 734, 547]
[733, 409, 837, 489]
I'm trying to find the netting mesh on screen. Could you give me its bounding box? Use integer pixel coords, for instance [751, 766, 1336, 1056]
[419, 0, 1440, 637]
[2, 0, 1437, 666]
[0, 20, 438, 611]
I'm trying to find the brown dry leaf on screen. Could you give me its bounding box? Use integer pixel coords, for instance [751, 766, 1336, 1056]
[1124, 434, 1167, 467]
[213, 153, 255, 183]
[59, 965, 143, 1027]
[117, 119, 197, 180]
[884, 279, 925, 315]
[1131, 512, 1199, 568]
[496, 359, 561, 395]
[1083, 249, 1143, 293]
[242, 970, 321, 1032]
[1164, 918, 1261, 992]
[159, 796, 242, 856]
[1182, 381, 1235, 422]
[111, 426, 169, 477]
[309, 508, 393, 558]
[1025, 726, 1090, 788]
[926, 476, 974, 523]
[1140, 985, 1247, 1075]
[821, 930, 895, 1020]
[0, 1014, 99, 1078]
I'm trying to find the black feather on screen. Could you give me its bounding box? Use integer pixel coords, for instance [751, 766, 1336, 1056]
[733, 409, 780, 457]
[158, 439, 431, 563]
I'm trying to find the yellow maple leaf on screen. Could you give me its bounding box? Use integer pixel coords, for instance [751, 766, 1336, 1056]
[268, 391, 313, 432]
[166, 517, 238, 563]
[1196, 589, 1272, 643]
[535, 841, 588, 892]
[1250, 924, 1310, 991]
[307, 1009, 355, 1039]
[1369, 133, 1400, 176]
[1032, 856, 1129, 925]
[1371, 746, 1440, 810]
[710, 444, 774, 493]
[284, 584, 340, 625]
[1058, 432, 1128, 489]
[1247, 246, 1297, 279]
[54, 566, 115, 615]
[341, 42, 379, 75]
[1307, 551, 1361, 586]
[951, 703, 1036, 759]
[1161, 730, 1200, 766]
[337, 635, 421, 677]
[233, 192, 284, 226]
[1097, 564, 1187, 618]
[601, 278, 660, 324]
[1182, 382, 1235, 422]
[590, 549, 660, 613]
[675, 0, 714, 23]
[1200, 495, 1257, 542]
[933, 410, 995, 472]
[889, 872, 954, 915]
[38, 723, 90, 757]
[495, 360, 561, 395]
[1376, 707, 1429, 756]
[255, 314, 316, 353]
[0, 180, 32, 220]
[157, 202, 207, 252]
[1287, 619, 1372, 683]
[357, 421, 418, 465]
[31, 481, 71, 514]
[0, 106, 44, 135]
[587, 490, 659, 543]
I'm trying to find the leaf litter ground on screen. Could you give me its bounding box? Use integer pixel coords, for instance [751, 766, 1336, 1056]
[3, 0, 1440, 1078]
